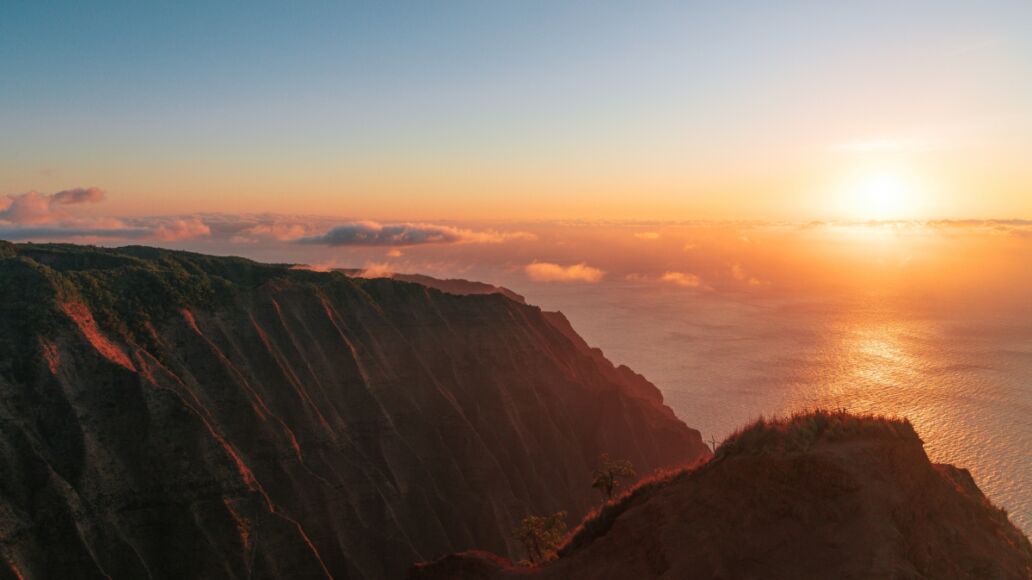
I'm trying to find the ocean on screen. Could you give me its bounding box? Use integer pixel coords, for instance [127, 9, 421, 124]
[513, 280, 1032, 535]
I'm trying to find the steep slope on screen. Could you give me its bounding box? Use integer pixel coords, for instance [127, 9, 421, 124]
[0, 242, 709, 580]
[412, 411, 1032, 580]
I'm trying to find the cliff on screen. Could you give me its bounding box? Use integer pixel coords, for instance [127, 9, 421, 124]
[412, 411, 1032, 580]
[334, 269, 527, 305]
[0, 242, 709, 580]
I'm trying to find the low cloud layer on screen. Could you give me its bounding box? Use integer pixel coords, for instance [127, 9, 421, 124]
[0, 226, 150, 240]
[525, 261, 604, 283]
[299, 221, 533, 247]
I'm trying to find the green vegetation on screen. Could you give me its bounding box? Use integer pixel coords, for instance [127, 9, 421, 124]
[513, 511, 568, 564]
[591, 453, 636, 501]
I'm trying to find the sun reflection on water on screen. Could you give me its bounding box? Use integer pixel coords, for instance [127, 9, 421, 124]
[515, 222, 1032, 534]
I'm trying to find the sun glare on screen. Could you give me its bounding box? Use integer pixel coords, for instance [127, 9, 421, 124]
[840, 169, 921, 221]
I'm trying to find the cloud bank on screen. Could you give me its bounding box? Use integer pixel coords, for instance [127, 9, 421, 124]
[152, 218, 212, 241]
[299, 221, 533, 247]
[0, 187, 105, 224]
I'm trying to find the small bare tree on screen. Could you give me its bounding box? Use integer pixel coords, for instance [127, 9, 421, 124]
[591, 453, 636, 501]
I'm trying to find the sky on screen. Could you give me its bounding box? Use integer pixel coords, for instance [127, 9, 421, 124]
[2, 1, 1030, 224]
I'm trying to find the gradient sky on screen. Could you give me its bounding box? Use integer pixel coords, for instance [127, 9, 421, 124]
[2, 1, 1030, 220]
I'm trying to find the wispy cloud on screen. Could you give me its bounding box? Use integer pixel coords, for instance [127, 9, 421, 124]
[634, 231, 660, 240]
[730, 263, 764, 286]
[525, 261, 604, 283]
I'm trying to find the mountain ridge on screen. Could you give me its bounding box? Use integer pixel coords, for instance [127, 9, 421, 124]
[0, 242, 709, 580]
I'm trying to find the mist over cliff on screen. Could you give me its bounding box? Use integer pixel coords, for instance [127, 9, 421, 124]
[0, 242, 709, 579]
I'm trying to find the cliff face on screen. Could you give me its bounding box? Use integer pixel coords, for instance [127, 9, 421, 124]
[412, 411, 1032, 580]
[0, 242, 709, 580]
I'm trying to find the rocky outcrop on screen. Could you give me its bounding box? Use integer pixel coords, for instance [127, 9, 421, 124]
[412, 411, 1032, 580]
[0, 242, 709, 580]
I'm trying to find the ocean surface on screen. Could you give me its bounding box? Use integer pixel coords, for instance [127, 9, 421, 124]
[511, 281, 1032, 535]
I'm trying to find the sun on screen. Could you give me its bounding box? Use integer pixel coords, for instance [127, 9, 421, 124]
[840, 169, 921, 221]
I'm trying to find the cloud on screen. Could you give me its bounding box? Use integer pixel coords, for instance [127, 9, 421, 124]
[0, 187, 106, 225]
[634, 231, 660, 240]
[731, 263, 764, 286]
[0, 226, 150, 240]
[1, 215, 211, 242]
[660, 271, 702, 288]
[151, 218, 211, 241]
[50, 187, 105, 205]
[298, 221, 533, 246]
[0, 208, 543, 248]
[925, 219, 1032, 238]
[231, 221, 311, 243]
[524, 261, 604, 283]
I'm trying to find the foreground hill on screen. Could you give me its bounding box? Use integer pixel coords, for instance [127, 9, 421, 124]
[412, 411, 1032, 580]
[0, 242, 709, 580]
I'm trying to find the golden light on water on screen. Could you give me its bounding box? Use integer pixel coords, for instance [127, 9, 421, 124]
[849, 323, 913, 386]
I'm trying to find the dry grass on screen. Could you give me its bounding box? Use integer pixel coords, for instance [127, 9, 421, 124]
[558, 465, 693, 557]
[558, 409, 921, 557]
[715, 408, 919, 459]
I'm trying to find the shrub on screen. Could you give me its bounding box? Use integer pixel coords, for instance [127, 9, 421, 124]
[513, 511, 567, 564]
[591, 454, 637, 501]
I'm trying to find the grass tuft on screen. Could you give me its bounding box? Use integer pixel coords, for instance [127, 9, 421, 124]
[715, 408, 918, 459]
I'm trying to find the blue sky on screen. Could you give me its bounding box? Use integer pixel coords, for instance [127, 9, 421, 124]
[1, 1, 1029, 220]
